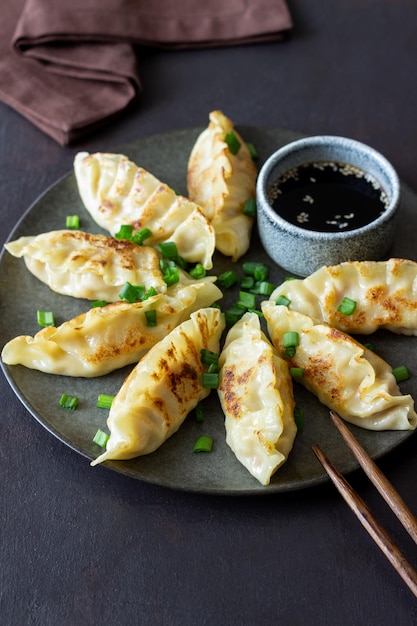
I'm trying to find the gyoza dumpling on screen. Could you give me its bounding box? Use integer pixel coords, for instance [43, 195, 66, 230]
[217, 312, 297, 485]
[262, 301, 417, 431]
[1, 280, 222, 377]
[270, 258, 417, 335]
[187, 110, 257, 261]
[4, 230, 166, 301]
[91, 307, 225, 464]
[74, 151, 215, 269]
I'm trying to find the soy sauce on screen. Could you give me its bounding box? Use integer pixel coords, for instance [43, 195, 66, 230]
[268, 161, 388, 232]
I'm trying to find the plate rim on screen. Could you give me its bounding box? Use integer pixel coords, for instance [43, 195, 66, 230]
[1, 124, 416, 496]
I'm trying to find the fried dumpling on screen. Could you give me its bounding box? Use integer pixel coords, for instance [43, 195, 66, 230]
[262, 301, 417, 431]
[1, 280, 222, 377]
[217, 313, 297, 485]
[74, 151, 215, 269]
[91, 307, 225, 464]
[270, 258, 417, 335]
[4, 230, 166, 301]
[187, 110, 257, 261]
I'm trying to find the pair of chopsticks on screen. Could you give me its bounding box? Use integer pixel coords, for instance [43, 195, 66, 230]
[312, 411, 417, 599]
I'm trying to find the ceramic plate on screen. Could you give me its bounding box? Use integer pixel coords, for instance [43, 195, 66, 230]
[1, 126, 416, 495]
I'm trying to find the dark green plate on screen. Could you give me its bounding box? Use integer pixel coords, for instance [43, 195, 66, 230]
[1, 126, 416, 494]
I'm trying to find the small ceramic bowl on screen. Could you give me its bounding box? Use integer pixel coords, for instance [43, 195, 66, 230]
[256, 135, 400, 276]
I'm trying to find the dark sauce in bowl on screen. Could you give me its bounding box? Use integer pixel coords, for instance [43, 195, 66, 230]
[267, 161, 389, 232]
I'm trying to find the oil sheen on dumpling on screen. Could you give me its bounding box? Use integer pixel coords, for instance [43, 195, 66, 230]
[187, 110, 257, 261]
[262, 302, 417, 431]
[217, 312, 297, 486]
[1, 280, 222, 377]
[4, 230, 166, 301]
[74, 151, 215, 269]
[91, 307, 225, 464]
[270, 258, 417, 335]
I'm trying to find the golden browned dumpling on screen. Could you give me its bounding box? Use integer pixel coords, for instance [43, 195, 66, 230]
[218, 312, 297, 485]
[91, 307, 225, 464]
[262, 302, 417, 431]
[270, 258, 417, 335]
[1, 279, 222, 377]
[4, 230, 166, 301]
[187, 110, 257, 261]
[74, 152, 215, 269]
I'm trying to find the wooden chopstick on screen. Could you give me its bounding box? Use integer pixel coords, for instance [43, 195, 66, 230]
[312, 412, 417, 598]
[328, 410, 417, 544]
[312, 444, 417, 598]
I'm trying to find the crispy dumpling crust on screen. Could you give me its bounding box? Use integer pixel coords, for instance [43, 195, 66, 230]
[1, 280, 222, 377]
[218, 313, 297, 485]
[270, 258, 417, 335]
[187, 110, 257, 261]
[74, 151, 215, 269]
[91, 307, 225, 464]
[4, 230, 166, 301]
[262, 302, 417, 431]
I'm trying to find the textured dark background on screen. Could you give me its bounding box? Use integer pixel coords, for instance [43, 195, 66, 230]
[1, 1, 417, 624]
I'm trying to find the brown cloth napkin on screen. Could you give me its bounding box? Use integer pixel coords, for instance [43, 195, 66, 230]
[0, 0, 293, 145]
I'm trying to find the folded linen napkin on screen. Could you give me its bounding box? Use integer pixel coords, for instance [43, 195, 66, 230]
[0, 0, 293, 145]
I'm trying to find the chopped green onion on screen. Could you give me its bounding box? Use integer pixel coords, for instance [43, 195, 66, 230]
[392, 365, 410, 383]
[202, 371, 219, 389]
[249, 309, 264, 318]
[93, 428, 110, 448]
[284, 346, 296, 357]
[193, 435, 213, 453]
[243, 198, 257, 218]
[158, 241, 178, 258]
[246, 142, 258, 160]
[131, 227, 153, 245]
[145, 309, 158, 327]
[283, 331, 300, 348]
[364, 342, 376, 352]
[225, 305, 246, 325]
[142, 286, 158, 300]
[337, 296, 357, 315]
[290, 367, 304, 378]
[242, 261, 260, 276]
[160, 258, 177, 272]
[115, 224, 134, 240]
[96, 394, 114, 409]
[173, 255, 189, 270]
[163, 265, 180, 287]
[216, 270, 238, 289]
[162, 255, 185, 270]
[195, 403, 204, 423]
[59, 393, 78, 410]
[283, 331, 299, 358]
[208, 363, 220, 373]
[66, 215, 80, 229]
[242, 262, 269, 281]
[37, 309, 55, 327]
[275, 295, 291, 307]
[119, 282, 146, 303]
[250, 281, 275, 296]
[201, 349, 219, 366]
[224, 131, 241, 155]
[294, 407, 304, 430]
[240, 276, 255, 290]
[254, 265, 269, 281]
[237, 290, 256, 310]
[91, 300, 107, 308]
[189, 263, 206, 279]
[285, 276, 296, 281]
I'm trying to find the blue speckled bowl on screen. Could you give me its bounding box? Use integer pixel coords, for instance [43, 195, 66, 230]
[256, 135, 400, 276]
